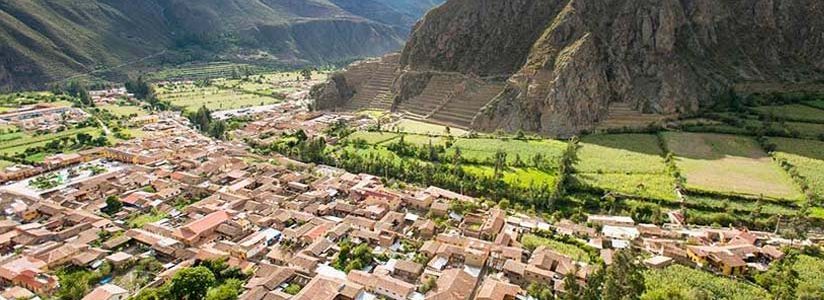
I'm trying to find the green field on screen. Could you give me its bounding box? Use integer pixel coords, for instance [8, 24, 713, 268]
[576, 134, 666, 174]
[752, 104, 824, 123]
[145, 63, 268, 81]
[643, 265, 770, 300]
[794, 254, 824, 295]
[664, 132, 803, 201]
[769, 137, 824, 198]
[0, 127, 100, 156]
[573, 134, 675, 200]
[804, 100, 824, 110]
[573, 173, 676, 201]
[155, 83, 282, 112]
[463, 165, 559, 189]
[345, 131, 399, 145]
[391, 119, 467, 136]
[448, 138, 566, 167]
[99, 104, 146, 118]
[387, 134, 446, 147]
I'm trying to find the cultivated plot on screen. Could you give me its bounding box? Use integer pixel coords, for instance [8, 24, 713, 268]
[663, 132, 803, 201]
[769, 137, 824, 198]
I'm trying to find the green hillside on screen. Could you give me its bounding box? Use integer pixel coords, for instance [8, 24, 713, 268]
[0, 0, 443, 91]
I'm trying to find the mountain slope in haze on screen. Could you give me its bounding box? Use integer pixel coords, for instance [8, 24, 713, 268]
[397, 0, 824, 135]
[0, 0, 443, 91]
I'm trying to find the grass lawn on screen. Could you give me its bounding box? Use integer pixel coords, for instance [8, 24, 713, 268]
[572, 173, 676, 201]
[520, 234, 593, 262]
[345, 131, 399, 145]
[391, 119, 467, 136]
[128, 211, 168, 228]
[575, 134, 666, 174]
[99, 104, 146, 118]
[643, 265, 770, 300]
[752, 104, 824, 123]
[769, 137, 824, 198]
[663, 132, 803, 202]
[448, 138, 566, 168]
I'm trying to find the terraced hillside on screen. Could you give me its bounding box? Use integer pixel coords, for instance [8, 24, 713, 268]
[428, 81, 504, 128]
[596, 103, 672, 130]
[396, 74, 463, 119]
[344, 55, 401, 111]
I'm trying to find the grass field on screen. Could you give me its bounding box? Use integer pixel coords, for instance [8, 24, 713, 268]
[752, 104, 824, 123]
[664, 132, 803, 201]
[155, 84, 282, 112]
[99, 104, 146, 118]
[448, 138, 566, 167]
[686, 195, 796, 216]
[391, 119, 468, 136]
[643, 265, 770, 300]
[769, 137, 824, 198]
[345, 131, 399, 145]
[388, 134, 446, 147]
[576, 134, 666, 174]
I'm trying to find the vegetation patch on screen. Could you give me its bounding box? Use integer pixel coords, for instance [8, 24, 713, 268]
[447, 138, 566, 167]
[575, 134, 666, 174]
[663, 132, 803, 202]
[520, 233, 594, 263]
[572, 173, 676, 202]
[768, 137, 824, 200]
[751, 104, 824, 123]
[345, 131, 399, 145]
[643, 264, 770, 300]
[391, 119, 467, 136]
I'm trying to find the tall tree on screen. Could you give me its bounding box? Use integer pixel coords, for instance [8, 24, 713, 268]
[601, 249, 645, 300]
[168, 266, 216, 300]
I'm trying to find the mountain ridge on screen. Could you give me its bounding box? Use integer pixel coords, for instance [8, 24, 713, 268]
[0, 0, 443, 91]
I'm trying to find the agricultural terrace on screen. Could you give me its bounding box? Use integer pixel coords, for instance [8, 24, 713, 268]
[751, 104, 824, 123]
[447, 138, 566, 167]
[390, 119, 468, 136]
[572, 134, 676, 201]
[154, 83, 282, 113]
[144, 63, 267, 81]
[643, 265, 770, 300]
[804, 99, 824, 110]
[345, 131, 399, 145]
[462, 165, 559, 190]
[219, 71, 328, 96]
[768, 137, 824, 199]
[663, 132, 803, 202]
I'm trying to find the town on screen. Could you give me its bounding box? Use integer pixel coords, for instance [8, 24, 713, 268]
[0, 88, 819, 300]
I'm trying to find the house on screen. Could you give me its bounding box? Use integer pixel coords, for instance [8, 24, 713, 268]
[174, 211, 231, 245]
[476, 279, 523, 300]
[292, 275, 364, 300]
[0, 256, 58, 294]
[687, 246, 747, 276]
[82, 284, 129, 300]
[425, 268, 478, 300]
[347, 270, 415, 300]
[393, 260, 424, 282]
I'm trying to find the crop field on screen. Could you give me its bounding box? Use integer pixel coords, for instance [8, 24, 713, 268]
[572, 173, 676, 201]
[643, 265, 770, 300]
[145, 63, 267, 81]
[387, 134, 446, 147]
[391, 119, 467, 136]
[752, 104, 824, 123]
[769, 137, 824, 198]
[575, 134, 666, 174]
[686, 195, 796, 216]
[663, 132, 803, 201]
[572, 134, 675, 200]
[447, 138, 566, 166]
[0, 127, 100, 156]
[220, 72, 328, 96]
[794, 254, 824, 294]
[99, 104, 146, 118]
[345, 131, 399, 145]
[463, 165, 558, 189]
[155, 84, 281, 112]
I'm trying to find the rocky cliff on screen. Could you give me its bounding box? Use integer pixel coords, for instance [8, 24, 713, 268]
[398, 0, 824, 135]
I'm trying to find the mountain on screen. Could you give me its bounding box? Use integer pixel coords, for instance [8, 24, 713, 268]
[0, 0, 443, 91]
[315, 0, 824, 136]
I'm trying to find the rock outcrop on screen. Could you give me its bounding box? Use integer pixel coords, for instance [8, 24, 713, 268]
[395, 0, 824, 135]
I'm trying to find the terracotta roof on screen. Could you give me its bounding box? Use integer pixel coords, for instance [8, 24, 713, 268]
[476, 279, 522, 300]
[427, 268, 477, 300]
[82, 284, 128, 300]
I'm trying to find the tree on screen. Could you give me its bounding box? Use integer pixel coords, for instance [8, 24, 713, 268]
[300, 68, 312, 80]
[168, 266, 217, 300]
[125, 76, 154, 100]
[208, 120, 227, 139]
[755, 254, 798, 300]
[562, 268, 583, 300]
[103, 195, 122, 215]
[601, 249, 645, 300]
[205, 278, 243, 300]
